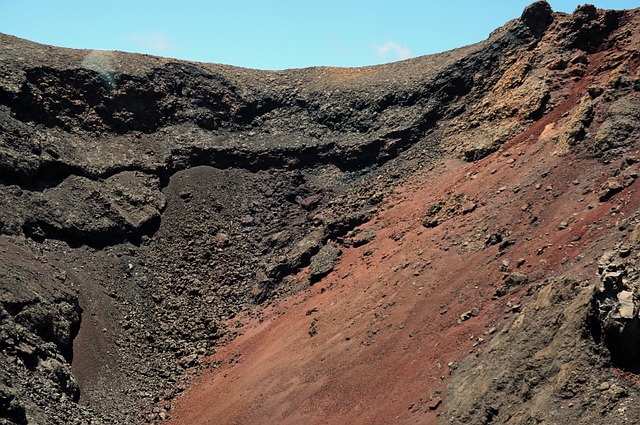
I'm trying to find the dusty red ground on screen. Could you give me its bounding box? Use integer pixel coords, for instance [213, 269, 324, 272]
[168, 94, 635, 425]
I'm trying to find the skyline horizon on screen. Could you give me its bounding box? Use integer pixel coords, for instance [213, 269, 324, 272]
[0, 1, 635, 70]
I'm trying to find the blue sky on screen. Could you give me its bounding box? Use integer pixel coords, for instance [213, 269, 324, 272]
[0, 1, 636, 70]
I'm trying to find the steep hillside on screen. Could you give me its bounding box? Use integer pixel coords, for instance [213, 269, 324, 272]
[1, 2, 640, 424]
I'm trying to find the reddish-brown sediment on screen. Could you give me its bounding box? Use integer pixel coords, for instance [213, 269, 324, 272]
[170, 118, 635, 424]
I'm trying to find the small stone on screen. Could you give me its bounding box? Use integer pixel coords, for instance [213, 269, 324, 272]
[460, 310, 477, 322]
[241, 215, 255, 226]
[348, 228, 375, 247]
[618, 291, 634, 319]
[179, 354, 198, 368]
[499, 259, 510, 272]
[569, 52, 589, 65]
[298, 194, 321, 210]
[618, 245, 632, 258]
[214, 232, 230, 248]
[547, 58, 568, 70]
[599, 179, 624, 201]
[428, 398, 442, 410]
[588, 86, 604, 98]
[461, 201, 477, 214]
[608, 384, 628, 398]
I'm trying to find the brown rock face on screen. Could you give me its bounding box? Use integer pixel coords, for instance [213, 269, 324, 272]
[1, 2, 640, 424]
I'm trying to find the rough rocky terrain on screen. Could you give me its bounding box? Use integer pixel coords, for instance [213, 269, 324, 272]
[1, 2, 640, 424]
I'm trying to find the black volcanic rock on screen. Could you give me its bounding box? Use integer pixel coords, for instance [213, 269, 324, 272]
[521, 0, 554, 36]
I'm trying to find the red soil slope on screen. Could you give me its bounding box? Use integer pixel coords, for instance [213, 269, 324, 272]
[169, 112, 637, 424]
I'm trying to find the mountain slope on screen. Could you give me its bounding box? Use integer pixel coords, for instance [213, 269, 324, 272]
[1, 2, 639, 424]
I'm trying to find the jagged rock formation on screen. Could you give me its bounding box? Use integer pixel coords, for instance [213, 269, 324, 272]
[1, 2, 640, 424]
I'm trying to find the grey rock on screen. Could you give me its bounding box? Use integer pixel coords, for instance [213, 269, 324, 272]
[309, 242, 342, 283]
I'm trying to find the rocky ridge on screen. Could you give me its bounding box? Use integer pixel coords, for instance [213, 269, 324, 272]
[1, 2, 640, 424]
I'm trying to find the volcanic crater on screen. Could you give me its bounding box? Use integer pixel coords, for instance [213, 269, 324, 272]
[2, 2, 640, 424]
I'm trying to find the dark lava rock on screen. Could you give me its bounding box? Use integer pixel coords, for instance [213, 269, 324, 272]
[521, 1, 553, 36]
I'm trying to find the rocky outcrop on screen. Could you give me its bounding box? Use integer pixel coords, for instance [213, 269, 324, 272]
[521, 1, 554, 36]
[0, 238, 84, 424]
[590, 244, 640, 373]
[1, 171, 166, 246]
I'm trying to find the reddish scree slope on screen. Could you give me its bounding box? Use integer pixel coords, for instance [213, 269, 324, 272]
[169, 102, 638, 424]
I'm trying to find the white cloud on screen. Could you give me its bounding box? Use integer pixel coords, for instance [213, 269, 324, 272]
[373, 40, 412, 61]
[127, 32, 174, 53]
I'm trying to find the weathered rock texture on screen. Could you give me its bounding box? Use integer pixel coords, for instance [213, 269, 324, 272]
[1, 2, 640, 424]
